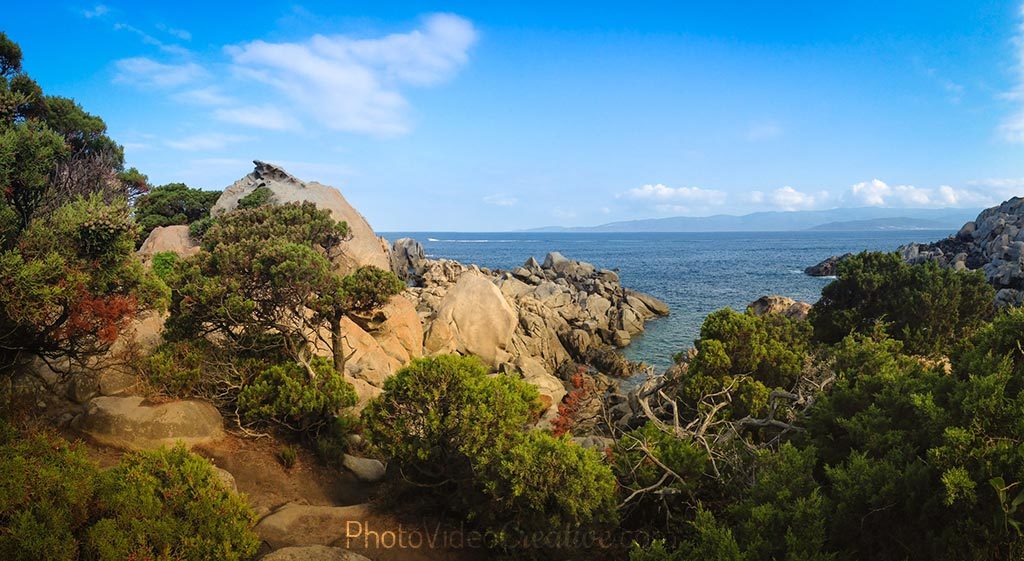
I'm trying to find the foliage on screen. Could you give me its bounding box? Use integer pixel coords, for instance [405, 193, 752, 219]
[0, 426, 99, 561]
[363, 354, 617, 556]
[613, 421, 712, 532]
[1, 195, 168, 374]
[680, 308, 812, 419]
[150, 250, 179, 282]
[86, 445, 259, 561]
[133, 182, 221, 242]
[237, 185, 274, 209]
[810, 251, 994, 355]
[0, 425, 258, 561]
[0, 34, 162, 377]
[363, 355, 541, 493]
[277, 445, 298, 470]
[481, 431, 617, 551]
[238, 356, 357, 433]
[165, 201, 402, 373]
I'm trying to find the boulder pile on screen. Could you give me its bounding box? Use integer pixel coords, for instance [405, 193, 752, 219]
[397, 243, 669, 413]
[896, 197, 1024, 306]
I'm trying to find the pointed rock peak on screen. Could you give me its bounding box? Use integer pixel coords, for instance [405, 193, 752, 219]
[252, 160, 302, 185]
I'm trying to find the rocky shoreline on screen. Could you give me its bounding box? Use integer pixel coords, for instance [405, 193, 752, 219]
[805, 196, 1024, 307]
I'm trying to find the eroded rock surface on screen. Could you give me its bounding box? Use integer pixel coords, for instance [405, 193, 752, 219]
[72, 396, 224, 451]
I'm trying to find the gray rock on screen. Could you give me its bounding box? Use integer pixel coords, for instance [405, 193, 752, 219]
[67, 375, 98, 404]
[97, 370, 137, 396]
[72, 396, 224, 451]
[341, 454, 386, 482]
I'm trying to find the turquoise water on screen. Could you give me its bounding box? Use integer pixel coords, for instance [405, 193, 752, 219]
[381, 230, 954, 369]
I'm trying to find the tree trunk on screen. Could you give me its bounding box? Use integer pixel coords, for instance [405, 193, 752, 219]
[331, 312, 345, 374]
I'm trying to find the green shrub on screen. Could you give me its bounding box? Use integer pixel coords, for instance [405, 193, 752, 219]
[613, 422, 710, 535]
[238, 356, 357, 433]
[277, 445, 298, 469]
[480, 431, 617, 547]
[680, 308, 811, 418]
[362, 355, 541, 493]
[86, 444, 258, 561]
[236, 186, 274, 209]
[0, 426, 99, 561]
[810, 251, 994, 355]
[0, 427, 258, 561]
[150, 250, 180, 282]
[188, 216, 215, 240]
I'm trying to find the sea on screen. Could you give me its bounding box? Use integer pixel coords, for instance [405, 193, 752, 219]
[381, 230, 955, 371]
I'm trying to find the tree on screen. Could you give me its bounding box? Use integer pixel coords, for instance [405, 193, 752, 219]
[165, 201, 403, 376]
[133, 182, 221, 242]
[0, 122, 66, 233]
[810, 251, 994, 355]
[1, 195, 168, 375]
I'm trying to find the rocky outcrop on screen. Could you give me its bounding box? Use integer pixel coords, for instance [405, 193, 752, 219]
[805, 253, 851, 277]
[212, 161, 391, 274]
[895, 197, 1024, 306]
[399, 240, 668, 415]
[391, 237, 426, 281]
[72, 396, 224, 451]
[137, 225, 199, 260]
[341, 454, 385, 483]
[748, 295, 812, 320]
[423, 270, 518, 365]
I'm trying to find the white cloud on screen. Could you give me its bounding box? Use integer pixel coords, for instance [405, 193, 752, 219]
[226, 13, 478, 136]
[483, 194, 518, 207]
[213, 105, 301, 131]
[848, 178, 996, 207]
[114, 57, 206, 87]
[165, 133, 251, 151]
[156, 23, 192, 41]
[622, 184, 727, 205]
[766, 186, 829, 211]
[113, 23, 190, 56]
[83, 4, 108, 18]
[172, 87, 233, 106]
[745, 121, 783, 141]
[1001, 3, 1024, 142]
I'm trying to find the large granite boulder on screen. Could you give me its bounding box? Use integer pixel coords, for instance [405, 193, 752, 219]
[391, 237, 427, 280]
[423, 270, 517, 365]
[748, 295, 812, 321]
[212, 161, 391, 274]
[72, 396, 224, 450]
[137, 225, 199, 261]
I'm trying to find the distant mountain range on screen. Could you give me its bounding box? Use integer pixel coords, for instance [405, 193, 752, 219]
[527, 207, 981, 233]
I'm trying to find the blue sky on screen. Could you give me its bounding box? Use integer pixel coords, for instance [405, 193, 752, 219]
[6, 1, 1024, 230]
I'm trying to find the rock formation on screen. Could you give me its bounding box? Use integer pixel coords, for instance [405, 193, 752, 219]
[805, 253, 851, 277]
[748, 295, 812, 320]
[71, 396, 224, 451]
[891, 197, 1024, 306]
[212, 161, 392, 274]
[136, 224, 199, 260]
[396, 242, 669, 415]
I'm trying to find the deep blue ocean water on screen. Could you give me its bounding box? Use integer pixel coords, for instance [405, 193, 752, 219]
[381, 230, 954, 370]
